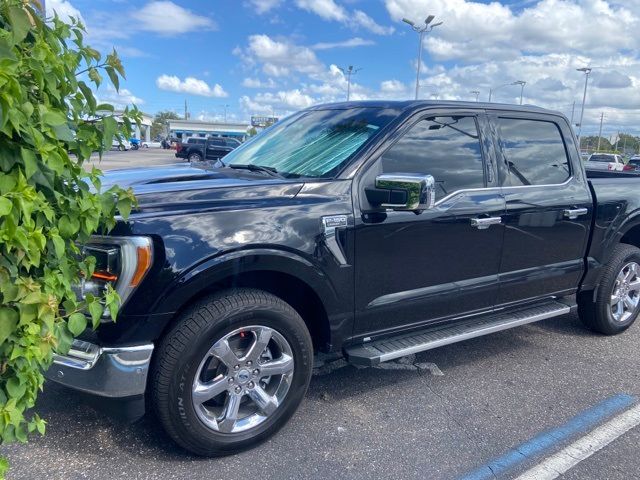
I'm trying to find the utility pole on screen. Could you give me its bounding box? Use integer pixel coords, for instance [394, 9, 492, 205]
[614, 131, 620, 152]
[184, 99, 188, 120]
[338, 66, 362, 101]
[403, 16, 443, 100]
[596, 112, 604, 152]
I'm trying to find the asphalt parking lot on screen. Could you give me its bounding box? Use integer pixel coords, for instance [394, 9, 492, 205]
[84, 147, 180, 171]
[5, 313, 640, 479]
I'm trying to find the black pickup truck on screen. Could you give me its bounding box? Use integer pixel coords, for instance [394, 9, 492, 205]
[175, 136, 241, 162]
[47, 101, 640, 457]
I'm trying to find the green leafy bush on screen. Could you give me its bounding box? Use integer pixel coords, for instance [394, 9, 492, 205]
[0, 1, 138, 473]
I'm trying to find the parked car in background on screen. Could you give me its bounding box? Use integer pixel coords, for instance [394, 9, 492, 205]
[175, 136, 241, 162]
[628, 155, 640, 171]
[584, 153, 625, 171]
[141, 140, 163, 148]
[111, 136, 131, 151]
[48, 100, 640, 457]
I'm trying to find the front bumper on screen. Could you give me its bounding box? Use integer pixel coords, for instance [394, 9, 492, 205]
[45, 339, 154, 398]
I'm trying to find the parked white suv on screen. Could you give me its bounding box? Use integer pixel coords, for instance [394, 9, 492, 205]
[112, 136, 131, 151]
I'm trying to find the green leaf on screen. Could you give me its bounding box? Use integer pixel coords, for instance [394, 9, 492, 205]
[8, 6, 31, 44]
[41, 109, 67, 127]
[117, 198, 132, 219]
[51, 234, 65, 258]
[67, 312, 87, 336]
[5, 378, 26, 400]
[58, 215, 80, 238]
[20, 148, 38, 179]
[0, 197, 12, 216]
[105, 66, 119, 91]
[0, 308, 18, 345]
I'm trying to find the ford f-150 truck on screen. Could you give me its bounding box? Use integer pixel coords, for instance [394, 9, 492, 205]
[47, 101, 640, 457]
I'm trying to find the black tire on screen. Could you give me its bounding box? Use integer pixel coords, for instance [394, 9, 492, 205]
[579, 243, 640, 335]
[188, 152, 202, 162]
[151, 289, 313, 456]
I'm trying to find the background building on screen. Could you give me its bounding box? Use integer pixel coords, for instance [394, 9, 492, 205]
[168, 119, 250, 142]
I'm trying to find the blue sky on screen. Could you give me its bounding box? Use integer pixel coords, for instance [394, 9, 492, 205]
[47, 0, 640, 136]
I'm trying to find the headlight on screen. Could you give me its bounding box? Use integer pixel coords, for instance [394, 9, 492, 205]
[76, 236, 153, 321]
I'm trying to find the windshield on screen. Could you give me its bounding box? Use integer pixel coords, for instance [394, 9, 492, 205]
[223, 108, 397, 178]
[589, 155, 615, 162]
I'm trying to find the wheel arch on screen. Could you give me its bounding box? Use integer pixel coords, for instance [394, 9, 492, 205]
[154, 250, 340, 352]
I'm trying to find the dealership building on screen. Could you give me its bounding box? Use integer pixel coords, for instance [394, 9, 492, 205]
[168, 119, 250, 142]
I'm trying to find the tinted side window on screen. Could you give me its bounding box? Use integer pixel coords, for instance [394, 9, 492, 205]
[381, 116, 485, 200]
[498, 118, 570, 186]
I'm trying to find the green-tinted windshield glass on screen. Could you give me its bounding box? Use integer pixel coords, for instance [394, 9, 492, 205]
[224, 108, 397, 178]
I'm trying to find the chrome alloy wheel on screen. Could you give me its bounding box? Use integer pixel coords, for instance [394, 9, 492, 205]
[191, 326, 294, 434]
[611, 262, 640, 322]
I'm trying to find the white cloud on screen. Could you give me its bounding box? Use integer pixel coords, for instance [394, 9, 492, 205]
[385, 0, 639, 62]
[242, 34, 324, 77]
[96, 85, 144, 109]
[246, 0, 284, 14]
[242, 77, 278, 88]
[240, 89, 316, 115]
[156, 75, 228, 98]
[312, 37, 375, 50]
[131, 1, 216, 36]
[352, 10, 394, 35]
[46, 0, 84, 24]
[295, 0, 393, 35]
[295, 0, 347, 21]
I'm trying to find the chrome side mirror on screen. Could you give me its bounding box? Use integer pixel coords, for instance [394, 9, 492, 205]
[371, 174, 436, 212]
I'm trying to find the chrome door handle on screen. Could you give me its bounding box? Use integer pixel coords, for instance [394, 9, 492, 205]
[563, 208, 588, 220]
[471, 217, 502, 230]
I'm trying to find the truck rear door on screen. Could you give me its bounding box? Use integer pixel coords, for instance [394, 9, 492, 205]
[489, 113, 593, 305]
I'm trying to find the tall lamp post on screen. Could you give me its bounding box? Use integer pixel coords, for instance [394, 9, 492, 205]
[403, 15, 443, 100]
[470, 90, 480, 102]
[576, 67, 592, 147]
[489, 80, 526, 103]
[513, 80, 526, 105]
[338, 65, 362, 101]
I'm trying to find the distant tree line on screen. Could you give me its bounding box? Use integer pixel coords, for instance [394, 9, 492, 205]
[580, 133, 640, 154]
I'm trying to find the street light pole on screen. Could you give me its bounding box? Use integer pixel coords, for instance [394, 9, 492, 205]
[514, 80, 526, 105]
[576, 67, 592, 146]
[403, 16, 443, 100]
[338, 65, 362, 101]
[470, 90, 480, 102]
[489, 81, 526, 103]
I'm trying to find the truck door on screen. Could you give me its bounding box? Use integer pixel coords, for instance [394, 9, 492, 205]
[353, 111, 505, 338]
[489, 114, 593, 305]
[205, 139, 230, 160]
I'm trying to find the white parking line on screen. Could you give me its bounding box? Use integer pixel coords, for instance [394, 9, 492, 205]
[515, 403, 640, 480]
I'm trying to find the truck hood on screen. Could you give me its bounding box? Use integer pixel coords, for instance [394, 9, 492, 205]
[100, 163, 305, 214]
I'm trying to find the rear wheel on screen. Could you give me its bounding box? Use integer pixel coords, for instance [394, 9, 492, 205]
[188, 152, 203, 162]
[579, 243, 640, 334]
[151, 289, 313, 456]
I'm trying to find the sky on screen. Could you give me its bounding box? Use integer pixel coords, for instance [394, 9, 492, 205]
[45, 0, 640, 136]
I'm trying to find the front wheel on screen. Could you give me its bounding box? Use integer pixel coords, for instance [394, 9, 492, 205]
[151, 289, 313, 456]
[188, 152, 203, 162]
[579, 243, 640, 335]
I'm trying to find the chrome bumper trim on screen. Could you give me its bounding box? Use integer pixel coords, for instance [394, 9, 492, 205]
[45, 340, 154, 398]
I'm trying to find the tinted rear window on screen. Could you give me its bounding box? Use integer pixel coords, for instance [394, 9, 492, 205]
[497, 118, 570, 186]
